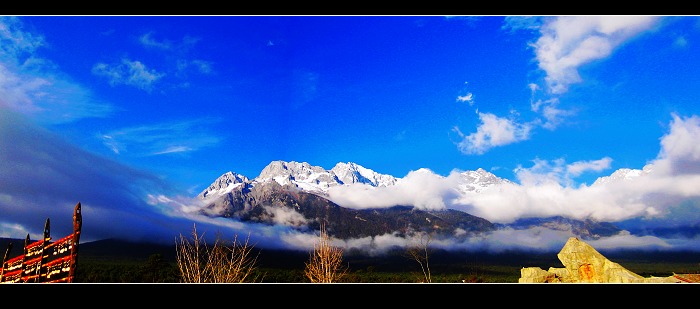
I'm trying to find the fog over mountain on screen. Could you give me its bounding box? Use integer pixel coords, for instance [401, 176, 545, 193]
[167, 114, 700, 253]
[2, 107, 700, 254]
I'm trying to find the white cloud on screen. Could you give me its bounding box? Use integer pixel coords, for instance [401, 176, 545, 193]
[0, 17, 44, 60]
[454, 113, 700, 226]
[0, 62, 50, 113]
[176, 59, 213, 76]
[456, 92, 474, 105]
[99, 119, 221, 156]
[509, 156, 612, 188]
[139, 32, 212, 80]
[101, 134, 121, 154]
[444, 16, 481, 27]
[528, 82, 539, 94]
[502, 16, 544, 33]
[0, 109, 190, 243]
[153, 146, 193, 155]
[327, 168, 460, 211]
[499, 16, 661, 134]
[143, 113, 700, 252]
[454, 112, 532, 155]
[0, 221, 31, 239]
[123, 60, 161, 86]
[651, 113, 700, 175]
[139, 32, 172, 49]
[92, 58, 164, 92]
[532, 16, 661, 95]
[540, 102, 575, 130]
[266, 221, 687, 253]
[586, 231, 672, 250]
[262, 205, 309, 227]
[139, 32, 199, 51]
[0, 17, 112, 124]
[513, 158, 567, 186]
[330, 113, 700, 235]
[567, 157, 613, 176]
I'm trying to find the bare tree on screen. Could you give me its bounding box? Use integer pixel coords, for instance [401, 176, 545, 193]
[406, 231, 433, 283]
[304, 223, 348, 283]
[176, 224, 206, 283]
[176, 224, 259, 283]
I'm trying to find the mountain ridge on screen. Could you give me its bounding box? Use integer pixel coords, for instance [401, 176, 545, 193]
[195, 160, 622, 243]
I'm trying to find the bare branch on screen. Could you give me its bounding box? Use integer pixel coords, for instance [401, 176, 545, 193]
[175, 223, 259, 283]
[406, 231, 433, 283]
[304, 223, 348, 283]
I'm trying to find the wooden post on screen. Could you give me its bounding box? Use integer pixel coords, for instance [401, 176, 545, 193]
[20, 234, 30, 282]
[0, 242, 12, 281]
[30, 218, 51, 282]
[68, 202, 82, 283]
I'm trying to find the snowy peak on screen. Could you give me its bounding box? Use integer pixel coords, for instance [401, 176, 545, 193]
[198, 160, 400, 198]
[257, 161, 326, 182]
[198, 161, 510, 200]
[457, 168, 512, 193]
[592, 167, 650, 186]
[255, 160, 341, 193]
[253, 160, 397, 193]
[198, 171, 249, 199]
[331, 162, 397, 187]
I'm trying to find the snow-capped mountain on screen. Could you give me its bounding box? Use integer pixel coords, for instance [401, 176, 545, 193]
[198, 160, 399, 199]
[198, 161, 511, 201]
[592, 165, 652, 186]
[330, 162, 398, 187]
[195, 160, 621, 242]
[197, 171, 249, 199]
[456, 168, 514, 194]
[198, 160, 516, 205]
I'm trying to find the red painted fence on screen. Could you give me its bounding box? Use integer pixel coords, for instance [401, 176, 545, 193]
[1, 202, 82, 283]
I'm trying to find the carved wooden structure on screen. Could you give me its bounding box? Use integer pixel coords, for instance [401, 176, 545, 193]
[0, 202, 82, 283]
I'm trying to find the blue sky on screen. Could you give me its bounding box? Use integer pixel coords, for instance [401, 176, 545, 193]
[2, 16, 700, 252]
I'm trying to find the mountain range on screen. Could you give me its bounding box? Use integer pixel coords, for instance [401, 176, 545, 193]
[195, 160, 622, 242]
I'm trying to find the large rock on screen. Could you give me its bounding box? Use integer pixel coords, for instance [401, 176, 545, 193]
[519, 237, 684, 283]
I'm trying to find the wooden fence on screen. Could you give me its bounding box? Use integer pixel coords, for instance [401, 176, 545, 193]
[0, 202, 82, 283]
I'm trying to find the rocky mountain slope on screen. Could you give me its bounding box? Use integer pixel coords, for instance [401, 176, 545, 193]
[196, 160, 621, 240]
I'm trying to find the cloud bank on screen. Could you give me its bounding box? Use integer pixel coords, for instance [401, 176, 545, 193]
[0, 109, 301, 249]
[322, 113, 700, 252]
[335, 114, 700, 224]
[3, 106, 700, 253]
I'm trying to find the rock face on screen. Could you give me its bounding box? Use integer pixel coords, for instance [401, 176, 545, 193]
[519, 237, 683, 283]
[501, 216, 621, 240]
[198, 177, 496, 240]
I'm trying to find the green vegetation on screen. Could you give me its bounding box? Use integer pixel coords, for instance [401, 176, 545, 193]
[67, 241, 700, 283]
[74, 253, 180, 283]
[6, 237, 696, 283]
